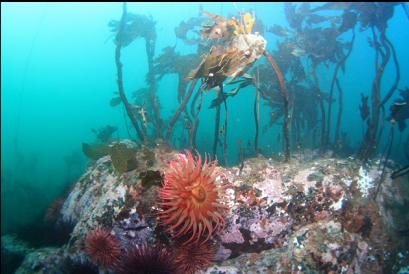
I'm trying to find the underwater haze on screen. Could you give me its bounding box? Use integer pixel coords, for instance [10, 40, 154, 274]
[2, 2, 409, 273]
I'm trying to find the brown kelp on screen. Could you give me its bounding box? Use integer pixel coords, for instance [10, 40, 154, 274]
[143, 20, 162, 139]
[333, 78, 344, 150]
[111, 3, 146, 142]
[174, 16, 206, 46]
[180, 10, 293, 161]
[107, 3, 403, 167]
[256, 41, 316, 156]
[353, 2, 401, 160]
[152, 46, 201, 102]
[109, 143, 138, 173]
[151, 47, 201, 147]
[110, 5, 161, 141]
[154, 9, 293, 161]
[166, 11, 269, 159]
[326, 30, 355, 149]
[307, 3, 400, 154]
[91, 125, 118, 143]
[273, 3, 360, 152]
[82, 142, 138, 174]
[263, 52, 290, 161]
[263, 2, 404, 161]
[165, 79, 198, 142]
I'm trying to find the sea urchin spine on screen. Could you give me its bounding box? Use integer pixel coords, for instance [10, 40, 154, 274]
[84, 227, 121, 268]
[158, 150, 227, 245]
[175, 241, 216, 274]
[116, 244, 177, 274]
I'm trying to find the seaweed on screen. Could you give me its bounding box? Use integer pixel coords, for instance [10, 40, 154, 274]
[91, 125, 117, 143]
[142, 147, 156, 167]
[109, 143, 138, 174]
[113, 3, 146, 142]
[139, 170, 162, 188]
[82, 143, 110, 160]
[353, 3, 401, 160]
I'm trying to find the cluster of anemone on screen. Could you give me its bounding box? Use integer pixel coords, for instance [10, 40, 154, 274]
[157, 150, 228, 245]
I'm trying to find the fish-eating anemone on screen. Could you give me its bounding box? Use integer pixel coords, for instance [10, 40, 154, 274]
[157, 150, 228, 245]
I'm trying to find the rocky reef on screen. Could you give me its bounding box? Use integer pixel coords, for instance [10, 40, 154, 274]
[2, 140, 409, 273]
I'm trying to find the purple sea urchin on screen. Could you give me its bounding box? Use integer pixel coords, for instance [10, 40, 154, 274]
[84, 227, 121, 268]
[116, 244, 177, 274]
[175, 241, 216, 274]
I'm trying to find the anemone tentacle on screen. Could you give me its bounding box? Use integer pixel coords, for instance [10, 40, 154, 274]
[158, 150, 227, 245]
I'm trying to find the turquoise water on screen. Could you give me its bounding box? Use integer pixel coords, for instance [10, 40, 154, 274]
[1, 1, 408, 244]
